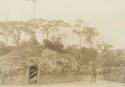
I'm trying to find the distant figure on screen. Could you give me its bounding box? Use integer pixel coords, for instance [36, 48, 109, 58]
[91, 65, 97, 84]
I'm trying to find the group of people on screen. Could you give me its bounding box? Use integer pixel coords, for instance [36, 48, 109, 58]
[103, 65, 125, 82]
[87, 64, 125, 84]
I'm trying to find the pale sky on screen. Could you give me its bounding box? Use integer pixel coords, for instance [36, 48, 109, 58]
[0, 0, 125, 49]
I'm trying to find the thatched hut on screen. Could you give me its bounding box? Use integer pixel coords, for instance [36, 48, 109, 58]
[0, 46, 78, 85]
[0, 46, 43, 84]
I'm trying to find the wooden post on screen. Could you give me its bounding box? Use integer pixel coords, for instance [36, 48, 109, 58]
[14, 65, 16, 84]
[26, 64, 29, 85]
[1, 70, 4, 84]
[38, 64, 40, 85]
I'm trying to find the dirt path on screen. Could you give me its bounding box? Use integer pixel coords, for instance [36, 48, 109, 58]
[0, 80, 125, 87]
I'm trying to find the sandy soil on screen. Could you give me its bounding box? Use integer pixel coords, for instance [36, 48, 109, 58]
[0, 80, 125, 87]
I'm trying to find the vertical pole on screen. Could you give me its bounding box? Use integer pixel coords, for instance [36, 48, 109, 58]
[33, 0, 36, 19]
[5, 1, 9, 46]
[38, 64, 40, 85]
[26, 64, 29, 85]
[13, 65, 18, 84]
[1, 69, 4, 84]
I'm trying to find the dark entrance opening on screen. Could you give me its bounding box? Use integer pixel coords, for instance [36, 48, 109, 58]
[29, 65, 38, 84]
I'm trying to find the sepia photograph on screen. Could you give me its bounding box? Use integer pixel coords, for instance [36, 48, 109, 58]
[0, 0, 125, 87]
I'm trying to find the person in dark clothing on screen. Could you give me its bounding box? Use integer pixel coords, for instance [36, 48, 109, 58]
[91, 66, 97, 84]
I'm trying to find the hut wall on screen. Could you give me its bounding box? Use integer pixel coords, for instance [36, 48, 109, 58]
[0, 64, 27, 85]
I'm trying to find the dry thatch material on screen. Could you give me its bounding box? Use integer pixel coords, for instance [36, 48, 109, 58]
[0, 46, 78, 71]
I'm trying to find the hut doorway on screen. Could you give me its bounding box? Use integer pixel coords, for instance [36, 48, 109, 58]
[28, 65, 38, 84]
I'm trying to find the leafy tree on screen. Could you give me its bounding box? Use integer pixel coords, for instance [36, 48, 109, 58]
[82, 26, 99, 48]
[7, 21, 26, 46]
[0, 22, 12, 46]
[65, 45, 79, 59]
[80, 47, 98, 64]
[43, 39, 64, 53]
[73, 19, 84, 49]
[42, 20, 69, 41]
[96, 42, 114, 65]
[72, 20, 84, 60]
[73, 20, 99, 48]
[20, 37, 38, 48]
[24, 22, 37, 41]
[73, 20, 100, 65]
[0, 41, 5, 49]
[96, 41, 113, 54]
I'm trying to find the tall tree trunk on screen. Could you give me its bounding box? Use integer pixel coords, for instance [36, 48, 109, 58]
[3, 34, 9, 46]
[33, 0, 36, 19]
[79, 35, 82, 64]
[15, 36, 20, 46]
[46, 29, 49, 40]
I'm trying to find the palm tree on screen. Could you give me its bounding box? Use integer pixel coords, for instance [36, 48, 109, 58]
[26, 0, 38, 19]
[26, 0, 40, 45]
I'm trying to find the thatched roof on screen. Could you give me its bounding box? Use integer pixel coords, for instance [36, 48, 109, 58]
[0, 49, 27, 65]
[0, 47, 78, 71]
[41, 48, 78, 69]
[0, 45, 43, 65]
[0, 46, 14, 57]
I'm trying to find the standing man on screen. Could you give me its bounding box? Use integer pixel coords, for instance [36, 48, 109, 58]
[91, 65, 97, 84]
